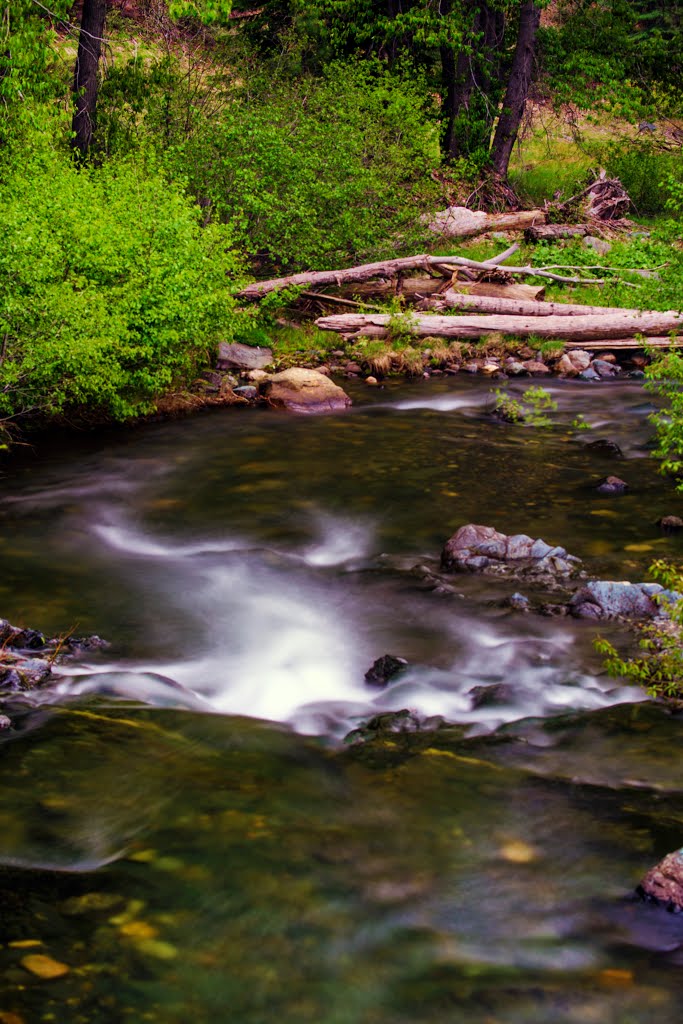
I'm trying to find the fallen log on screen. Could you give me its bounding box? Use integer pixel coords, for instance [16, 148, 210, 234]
[564, 338, 683, 349]
[447, 282, 545, 301]
[427, 206, 546, 239]
[240, 244, 613, 301]
[438, 291, 639, 318]
[525, 224, 590, 242]
[315, 310, 683, 342]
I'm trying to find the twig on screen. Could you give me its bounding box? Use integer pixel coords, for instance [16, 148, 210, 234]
[301, 292, 384, 311]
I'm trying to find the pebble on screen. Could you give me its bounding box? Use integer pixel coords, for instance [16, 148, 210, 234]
[20, 954, 70, 980]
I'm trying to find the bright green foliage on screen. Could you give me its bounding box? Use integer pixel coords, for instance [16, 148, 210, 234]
[168, 0, 233, 21]
[99, 58, 441, 270]
[491, 385, 557, 426]
[591, 139, 683, 217]
[0, 137, 242, 424]
[0, 1, 70, 139]
[595, 561, 683, 699]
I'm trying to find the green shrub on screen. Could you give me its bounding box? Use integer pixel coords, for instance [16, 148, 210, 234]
[491, 385, 557, 426]
[0, 142, 242, 424]
[595, 561, 683, 700]
[597, 140, 683, 217]
[98, 57, 442, 270]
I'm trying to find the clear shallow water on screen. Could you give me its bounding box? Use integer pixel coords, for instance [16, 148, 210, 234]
[1, 375, 683, 1022]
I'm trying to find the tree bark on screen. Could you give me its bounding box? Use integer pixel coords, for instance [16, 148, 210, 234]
[315, 310, 683, 341]
[71, 0, 110, 157]
[441, 2, 504, 161]
[490, 0, 541, 178]
[525, 224, 591, 242]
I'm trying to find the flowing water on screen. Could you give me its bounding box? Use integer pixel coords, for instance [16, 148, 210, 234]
[1, 376, 683, 1022]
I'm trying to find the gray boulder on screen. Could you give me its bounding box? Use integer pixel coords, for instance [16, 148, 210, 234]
[569, 580, 675, 620]
[217, 342, 273, 372]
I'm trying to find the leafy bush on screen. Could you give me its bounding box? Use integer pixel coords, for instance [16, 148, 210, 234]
[596, 140, 683, 217]
[0, 141, 242, 424]
[491, 385, 557, 426]
[595, 561, 683, 699]
[98, 57, 442, 270]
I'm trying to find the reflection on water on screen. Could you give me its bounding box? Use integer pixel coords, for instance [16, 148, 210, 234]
[1, 376, 683, 1021]
[1, 702, 683, 1023]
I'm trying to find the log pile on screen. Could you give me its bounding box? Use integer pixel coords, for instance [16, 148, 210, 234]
[549, 169, 632, 223]
[238, 240, 676, 350]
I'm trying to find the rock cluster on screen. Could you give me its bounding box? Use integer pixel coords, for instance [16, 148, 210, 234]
[0, 618, 107, 725]
[441, 524, 580, 578]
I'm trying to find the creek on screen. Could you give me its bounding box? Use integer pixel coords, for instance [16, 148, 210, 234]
[1, 375, 683, 1023]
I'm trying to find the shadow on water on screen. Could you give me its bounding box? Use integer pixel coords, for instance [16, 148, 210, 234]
[1, 376, 683, 1020]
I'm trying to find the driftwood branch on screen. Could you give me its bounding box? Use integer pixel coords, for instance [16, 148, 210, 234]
[314, 310, 683, 342]
[239, 241, 646, 301]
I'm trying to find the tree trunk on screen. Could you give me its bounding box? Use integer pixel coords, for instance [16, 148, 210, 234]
[428, 206, 545, 238]
[490, 0, 541, 178]
[314, 310, 683, 341]
[442, 2, 503, 162]
[71, 0, 109, 157]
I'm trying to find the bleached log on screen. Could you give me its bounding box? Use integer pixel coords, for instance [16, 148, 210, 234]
[427, 206, 546, 239]
[439, 291, 639, 318]
[315, 310, 683, 341]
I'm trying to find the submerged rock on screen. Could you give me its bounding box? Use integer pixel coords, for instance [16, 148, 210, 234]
[596, 475, 629, 495]
[345, 709, 443, 746]
[260, 368, 352, 414]
[586, 439, 623, 458]
[364, 654, 409, 688]
[638, 849, 683, 911]
[468, 682, 516, 709]
[441, 524, 580, 578]
[658, 515, 683, 533]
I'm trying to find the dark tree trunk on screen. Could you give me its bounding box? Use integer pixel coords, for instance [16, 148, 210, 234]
[490, 0, 541, 178]
[441, 2, 505, 163]
[71, 0, 109, 157]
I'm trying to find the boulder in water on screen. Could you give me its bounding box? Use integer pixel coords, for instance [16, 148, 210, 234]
[261, 368, 352, 414]
[569, 580, 673, 620]
[364, 654, 408, 687]
[440, 524, 580, 578]
[658, 515, 683, 533]
[638, 849, 683, 911]
[596, 475, 629, 495]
